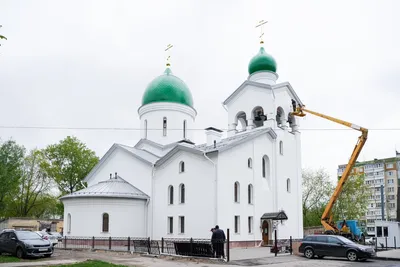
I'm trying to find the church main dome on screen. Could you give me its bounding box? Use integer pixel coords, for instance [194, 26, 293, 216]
[141, 67, 194, 107]
[248, 46, 277, 75]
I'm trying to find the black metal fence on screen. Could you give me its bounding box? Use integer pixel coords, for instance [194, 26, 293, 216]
[54, 235, 228, 261]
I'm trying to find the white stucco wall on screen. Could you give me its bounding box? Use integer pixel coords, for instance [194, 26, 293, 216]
[62, 197, 147, 237]
[138, 102, 196, 145]
[86, 148, 152, 196]
[152, 150, 215, 240]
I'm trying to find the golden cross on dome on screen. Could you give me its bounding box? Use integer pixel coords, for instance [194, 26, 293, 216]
[255, 20, 268, 44]
[165, 44, 173, 67]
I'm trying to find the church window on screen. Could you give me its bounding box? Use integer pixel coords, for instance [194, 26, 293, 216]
[144, 120, 148, 139]
[234, 216, 240, 233]
[287, 178, 291, 193]
[67, 213, 71, 233]
[179, 161, 185, 173]
[183, 120, 187, 139]
[168, 185, 174, 204]
[234, 182, 240, 203]
[248, 184, 253, 204]
[248, 158, 252, 168]
[252, 106, 265, 128]
[262, 155, 270, 179]
[102, 213, 109, 232]
[179, 184, 185, 204]
[163, 117, 167, 136]
[179, 216, 185, 234]
[248, 216, 253, 234]
[279, 141, 283, 155]
[276, 107, 285, 126]
[168, 216, 173, 234]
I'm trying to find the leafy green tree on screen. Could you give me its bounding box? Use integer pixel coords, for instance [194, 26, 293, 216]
[333, 173, 372, 221]
[41, 136, 99, 195]
[302, 168, 334, 227]
[0, 139, 25, 217]
[8, 149, 54, 217]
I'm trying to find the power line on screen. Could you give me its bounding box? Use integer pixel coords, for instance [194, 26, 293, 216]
[1, 126, 400, 131]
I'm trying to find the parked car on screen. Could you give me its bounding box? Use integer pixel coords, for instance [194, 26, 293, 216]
[299, 234, 376, 262]
[50, 232, 63, 242]
[35, 231, 58, 246]
[0, 229, 53, 258]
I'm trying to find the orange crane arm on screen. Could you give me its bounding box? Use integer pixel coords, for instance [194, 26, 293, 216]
[291, 106, 368, 233]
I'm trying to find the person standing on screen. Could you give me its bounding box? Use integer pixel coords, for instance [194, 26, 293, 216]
[211, 225, 226, 258]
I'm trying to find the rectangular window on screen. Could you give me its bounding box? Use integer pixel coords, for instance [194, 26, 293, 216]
[248, 216, 253, 234]
[384, 227, 388, 237]
[234, 216, 240, 233]
[179, 216, 185, 234]
[168, 217, 173, 234]
[377, 226, 382, 237]
[163, 117, 167, 136]
[387, 163, 393, 169]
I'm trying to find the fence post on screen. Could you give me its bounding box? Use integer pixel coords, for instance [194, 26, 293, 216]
[394, 236, 397, 249]
[128, 237, 131, 251]
[289, 236, 292, 255]
[64, 236, 67, 249]
[226, 228, 230, 262]
[161, 237, 164, 253]
[109, 236, 111, 250]
[274, 230, 278, 257]
[92, 236, 94, 249]
[190, 238, 193, 256]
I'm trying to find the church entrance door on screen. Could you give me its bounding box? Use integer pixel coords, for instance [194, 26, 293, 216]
[262, 220, 269, 245]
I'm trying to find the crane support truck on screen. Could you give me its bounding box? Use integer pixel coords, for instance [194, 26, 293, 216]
[290, 103, 368, 241]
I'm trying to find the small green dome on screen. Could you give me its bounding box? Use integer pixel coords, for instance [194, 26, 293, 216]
[141, 67, 194, 107]
[248, 46, 277, 75]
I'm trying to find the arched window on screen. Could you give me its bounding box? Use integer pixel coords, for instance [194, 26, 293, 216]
[183, 120, 187, 139]
[67, 213, 71, 233]
[248, 184, 253, 204]
[163, 117, 167, 136]
[248, 158, 252, 168]
[287, 178, 291, 193]
[235, 111, 247, 131]
[252, 106, 266, 128]
[276, 107, 285, 126]
[179, 161, 185, 173]
[168, 185, 174, 204]
[179, 184, 185, 204]
[234, 182, 240, 203]
[144, 120, 148, 139]
[279, 141, 283, 155]
[102, 213, 109, 232]
[262, 155, 271, 179]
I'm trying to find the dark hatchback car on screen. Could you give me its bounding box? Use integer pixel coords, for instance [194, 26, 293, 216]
[0, 230, 53, 258]
[299, 234, 376, 262]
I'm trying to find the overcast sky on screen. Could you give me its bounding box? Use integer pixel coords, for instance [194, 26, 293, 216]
[1, 0, 399, 181]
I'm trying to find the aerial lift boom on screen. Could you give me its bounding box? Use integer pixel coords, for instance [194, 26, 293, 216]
[291, 104, 368, 235]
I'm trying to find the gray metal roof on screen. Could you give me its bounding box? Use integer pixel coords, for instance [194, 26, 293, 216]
[195, 127, 275, 153]
[117, 144, 160, 164]
[60, 176, 149, 201]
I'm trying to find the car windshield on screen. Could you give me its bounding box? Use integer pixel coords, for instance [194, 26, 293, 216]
[336, 235, 354, 244]
[16, 231, 42, 240]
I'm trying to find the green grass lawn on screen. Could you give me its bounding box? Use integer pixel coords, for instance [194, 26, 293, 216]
[56, 260, 129, 267]
[0, 255, 21, 263]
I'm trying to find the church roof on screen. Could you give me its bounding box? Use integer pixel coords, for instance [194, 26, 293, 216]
[60, 176, 149, 201]
[141, 67, 194, 107]
[248, 46, 277, 75]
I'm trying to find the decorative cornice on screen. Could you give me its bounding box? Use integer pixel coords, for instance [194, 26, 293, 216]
[138, 102, 197, 119]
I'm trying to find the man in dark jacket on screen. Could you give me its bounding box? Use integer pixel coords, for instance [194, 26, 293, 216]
[211, 225, 226, 258]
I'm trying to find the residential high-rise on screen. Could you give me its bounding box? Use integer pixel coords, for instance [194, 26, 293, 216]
[337, 152, 400, 236]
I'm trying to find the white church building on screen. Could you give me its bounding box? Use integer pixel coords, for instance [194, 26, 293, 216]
[60, 41, 304, 247]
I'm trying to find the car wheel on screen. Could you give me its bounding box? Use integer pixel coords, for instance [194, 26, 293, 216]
[347, 250, 358, 262]
[16, 248, 24, 259]
[304, 248, 314, 259]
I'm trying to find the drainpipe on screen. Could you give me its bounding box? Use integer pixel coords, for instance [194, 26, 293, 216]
[145, 197, 150, 237]
[150, 164, 156, 239]
[203, 152, 218, 226]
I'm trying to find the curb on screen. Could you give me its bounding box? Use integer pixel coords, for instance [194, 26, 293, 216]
[375, 256, 400, 262]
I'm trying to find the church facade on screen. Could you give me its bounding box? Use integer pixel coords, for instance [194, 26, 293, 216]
[60, 41, 304, 246]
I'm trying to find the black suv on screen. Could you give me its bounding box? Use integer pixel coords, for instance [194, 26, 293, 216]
[299, 234, 376, 262]
[0, 229, 53, 258]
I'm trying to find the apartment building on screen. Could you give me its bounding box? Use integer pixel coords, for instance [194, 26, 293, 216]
[337, 152, 400, 236]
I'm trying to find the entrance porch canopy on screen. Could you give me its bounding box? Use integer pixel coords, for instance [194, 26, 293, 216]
[260, 211, 288, 221]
